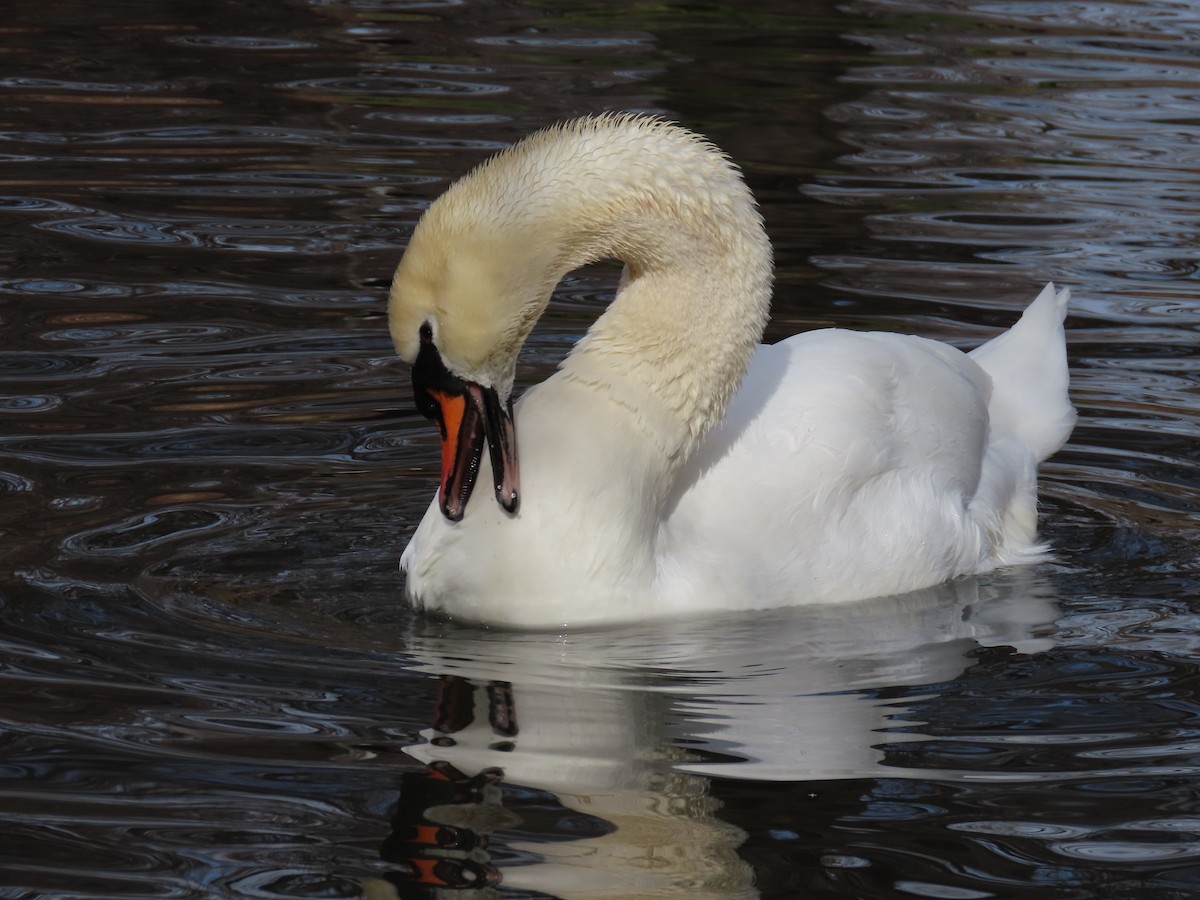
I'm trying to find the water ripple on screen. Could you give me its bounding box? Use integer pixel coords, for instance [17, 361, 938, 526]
[0, 352, 100, 379]
[36, 213, 403, 253]
[63, 508, 231, 557]
[0, 196, 85, 213]
[0, 427, 361, 464]
[3, 1, 1200, 898]
[279, 75, 508, 97]
[0, 76, 183, 94]
[0, 395, 62, 412]
[167, 35, 318, 50]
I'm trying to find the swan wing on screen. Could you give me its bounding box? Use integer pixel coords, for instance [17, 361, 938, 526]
[659, 283, 1071, 611]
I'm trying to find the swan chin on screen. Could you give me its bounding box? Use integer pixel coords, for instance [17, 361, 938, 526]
[389, 114, 1075, 629]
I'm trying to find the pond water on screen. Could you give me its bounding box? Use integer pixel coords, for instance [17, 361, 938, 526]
[2, 0, 1199, 897]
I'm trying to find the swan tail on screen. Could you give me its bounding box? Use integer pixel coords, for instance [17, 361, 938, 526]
[969, 283, 1076, 463]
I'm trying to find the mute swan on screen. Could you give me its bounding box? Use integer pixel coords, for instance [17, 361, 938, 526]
[388, 114, 1075, 628]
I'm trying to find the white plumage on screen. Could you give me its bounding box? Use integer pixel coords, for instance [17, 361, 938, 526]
[389, 115, 1075, 628]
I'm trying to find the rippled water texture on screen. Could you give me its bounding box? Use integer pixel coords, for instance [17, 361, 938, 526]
[2, 0, 1199, 897]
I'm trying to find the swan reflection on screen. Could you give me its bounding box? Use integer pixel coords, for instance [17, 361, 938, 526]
[370, 571, 1058, 898]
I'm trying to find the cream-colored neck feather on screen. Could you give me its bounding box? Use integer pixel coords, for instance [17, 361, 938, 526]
[391, 114, 773, 464]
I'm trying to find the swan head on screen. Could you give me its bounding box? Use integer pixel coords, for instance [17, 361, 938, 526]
[388, 141, 569, 521]
[389, 214, 543, 521]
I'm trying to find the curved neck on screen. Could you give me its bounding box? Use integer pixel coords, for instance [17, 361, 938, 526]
[410, 115, 774, 464]
[533, 125, 775, 464]
[563, 251, 771, 464]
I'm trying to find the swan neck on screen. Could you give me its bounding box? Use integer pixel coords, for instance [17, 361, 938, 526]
[559, 186, 773, 465]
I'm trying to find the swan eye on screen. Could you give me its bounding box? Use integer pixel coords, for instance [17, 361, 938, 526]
[413, 322, 447, 420]
[412, 324, 465, 423]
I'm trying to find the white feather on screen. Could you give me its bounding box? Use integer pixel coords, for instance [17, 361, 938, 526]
[394, 116, 1075, 628]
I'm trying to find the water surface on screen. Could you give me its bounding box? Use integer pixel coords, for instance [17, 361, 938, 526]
[2, 0, 1199, 897]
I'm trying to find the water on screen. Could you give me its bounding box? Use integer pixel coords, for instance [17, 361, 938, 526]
[2, 0, 1199, 896]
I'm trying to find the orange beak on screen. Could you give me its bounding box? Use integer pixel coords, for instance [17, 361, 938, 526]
[412, 329, 519, 521]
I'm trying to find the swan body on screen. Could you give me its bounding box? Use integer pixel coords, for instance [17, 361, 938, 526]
[389, 114, 1075, 629]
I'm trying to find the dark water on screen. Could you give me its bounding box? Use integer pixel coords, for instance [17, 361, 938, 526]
[2, 0, 1199, 897]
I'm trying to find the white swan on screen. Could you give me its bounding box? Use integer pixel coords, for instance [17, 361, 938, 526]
[388, 114, 1075, 628]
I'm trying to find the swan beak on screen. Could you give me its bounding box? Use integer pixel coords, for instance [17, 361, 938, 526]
[478, 385, 520, 515]
[411, 335, 520, 521]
